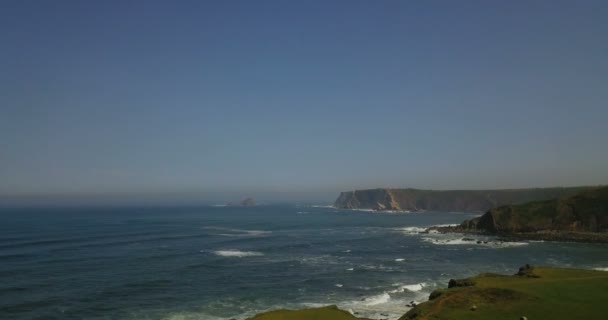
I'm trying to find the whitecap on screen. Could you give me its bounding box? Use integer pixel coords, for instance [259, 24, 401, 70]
[335, 284, 343, 288]
[395, 258, 405, 262]
[362, 292, 391, 306]
[421, 237, 528, 248]
[346, 268, 354, 271]
[399, 226, 428, 235]
[211, 250, 263, 257]
[593, 267, 608, 271]
[351, 208, 377, 212]
[202, 226, 272, 237]
[389, 282, 426, 293]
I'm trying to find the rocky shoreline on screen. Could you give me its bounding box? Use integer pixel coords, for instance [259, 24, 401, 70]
[426, 186, 608, 244]
[429, 226, 608, 244]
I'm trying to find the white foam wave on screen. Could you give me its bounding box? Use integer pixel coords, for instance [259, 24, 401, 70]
[399, 226, 428, 235]
[389, 282, 426, 293]
[362, 292, 391, 306]
[395, 258, 405, 262]
[421, 237, 528, 248]
[593, 267, 608, 271]
[202, 226, 272, 237]
[211, 250, 263, 257]
[335, 284, 343, 288]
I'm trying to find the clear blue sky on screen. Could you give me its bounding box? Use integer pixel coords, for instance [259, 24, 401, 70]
[1, 0, 607, 203]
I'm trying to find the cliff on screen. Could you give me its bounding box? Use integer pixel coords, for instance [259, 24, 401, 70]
[334, 187, 592, 212]
[449, 186, 608, 240]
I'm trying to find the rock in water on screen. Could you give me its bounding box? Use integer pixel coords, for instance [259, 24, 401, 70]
[240, 197, 256, 206]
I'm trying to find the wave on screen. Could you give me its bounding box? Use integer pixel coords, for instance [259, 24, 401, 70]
[210, 250, 264, 257]
[395, 258, 405, 262]
[593, 267, 608, 271]
[389, 282, 426, 293]
[395, 224, 457, 235]
[202, 226, 272, 237]
[421, 237, 528, 248]
[362, 292, 391, 306]
[350, 208, 377, 212]
[396, 226, 428, 235]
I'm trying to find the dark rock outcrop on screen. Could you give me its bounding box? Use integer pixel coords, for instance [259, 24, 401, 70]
[239, 197, 256, 206]
[448, 278, 476, 288]
[227, 197, 256, 206]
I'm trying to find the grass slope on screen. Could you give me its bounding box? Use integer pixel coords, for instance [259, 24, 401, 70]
[400, 266, 608, 320]
[247, 305, 371, 320]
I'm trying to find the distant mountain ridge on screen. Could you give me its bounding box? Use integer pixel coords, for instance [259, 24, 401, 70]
[333, 187, 595, 212]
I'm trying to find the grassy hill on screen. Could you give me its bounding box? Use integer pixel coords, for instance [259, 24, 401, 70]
[400, 266, 608, 320]
[247, 266, 608, 320]
[247, 305, 370, 320]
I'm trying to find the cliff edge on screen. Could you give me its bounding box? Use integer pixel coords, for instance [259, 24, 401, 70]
[444, 186, 608, 242]
[334, 187, 592, 212]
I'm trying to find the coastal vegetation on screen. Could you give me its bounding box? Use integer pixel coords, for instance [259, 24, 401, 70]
[247, 266, 608, 320]
[247, 305, 370, 320]
[400, 265, 608, 320]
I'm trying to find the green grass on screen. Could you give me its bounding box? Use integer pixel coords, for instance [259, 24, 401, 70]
[247, 305, 371, 320]
[246, 267, 608, 320]
[400, 266, 608, 320]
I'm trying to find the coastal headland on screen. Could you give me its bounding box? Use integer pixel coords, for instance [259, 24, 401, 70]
[333, 187, 593, 212]
[435, 186, 608, 243]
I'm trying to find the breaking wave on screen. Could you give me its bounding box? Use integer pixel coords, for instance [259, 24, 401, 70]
[421, 237, 528, 248]
[202, 226, 272, 237]
[210, 250, 264, 257]
[389, 282, 426, 293]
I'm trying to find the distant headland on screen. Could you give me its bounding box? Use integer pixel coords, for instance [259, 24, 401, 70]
[333, 186, 595, 212]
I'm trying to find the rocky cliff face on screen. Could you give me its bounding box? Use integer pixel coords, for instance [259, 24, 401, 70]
[453, 186, 608, 234]
[334, 187, 592, 212]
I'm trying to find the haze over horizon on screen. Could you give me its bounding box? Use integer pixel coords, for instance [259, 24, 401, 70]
[2, 0, 608, 205]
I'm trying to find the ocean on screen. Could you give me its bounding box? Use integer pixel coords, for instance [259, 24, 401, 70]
[1, 205, 607, 320]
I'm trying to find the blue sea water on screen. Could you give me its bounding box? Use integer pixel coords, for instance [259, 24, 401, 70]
[1, 205, 607, 320]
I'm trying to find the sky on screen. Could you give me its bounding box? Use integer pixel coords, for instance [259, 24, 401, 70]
[1, 0, 607, 204]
